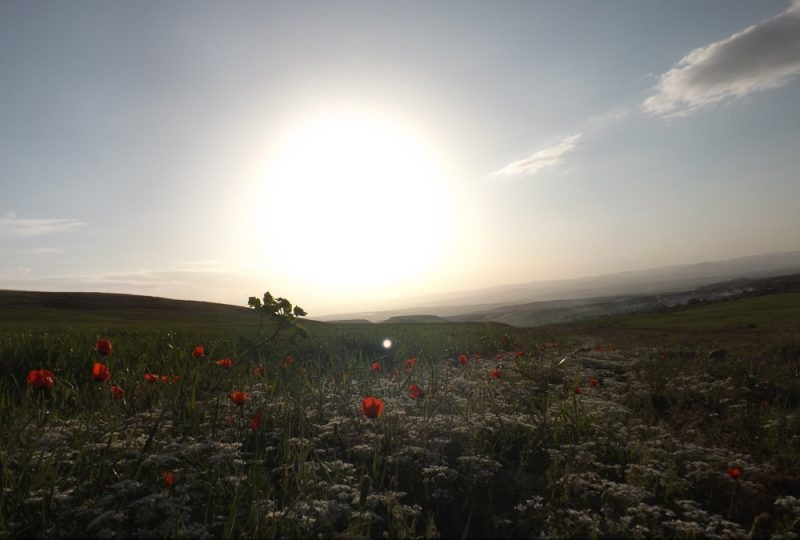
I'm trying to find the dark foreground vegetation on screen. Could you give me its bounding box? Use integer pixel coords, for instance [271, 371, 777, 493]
[1, 290, 799, 538]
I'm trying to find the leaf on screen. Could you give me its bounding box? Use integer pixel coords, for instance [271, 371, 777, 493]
[277, 298, 292, 314]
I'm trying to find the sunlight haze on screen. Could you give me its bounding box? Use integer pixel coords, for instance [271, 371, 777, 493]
[1, 1, 799, 316]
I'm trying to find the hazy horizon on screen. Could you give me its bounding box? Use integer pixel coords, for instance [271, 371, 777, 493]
[2, 1, 800, 317]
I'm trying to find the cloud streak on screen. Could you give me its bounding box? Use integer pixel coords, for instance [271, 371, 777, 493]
[643, 1, 800, 117]
[489, 133, 583, 178]
[0, 213, 87, 237]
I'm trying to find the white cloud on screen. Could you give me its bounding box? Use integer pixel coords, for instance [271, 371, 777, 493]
[0, 266, 32, 279]
[489, 133, 583, 178]
[0, 214, 87, 236]
[643, 1, 800, 117]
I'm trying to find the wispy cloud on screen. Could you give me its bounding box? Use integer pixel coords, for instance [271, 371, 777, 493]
[0, 212, 87, 237]
[643, 1, 800, 117]
[489, 133, 583, 179]
[0, 266, 32, 280]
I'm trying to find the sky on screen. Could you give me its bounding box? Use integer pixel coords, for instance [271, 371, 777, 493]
[1, 0, 799, 316]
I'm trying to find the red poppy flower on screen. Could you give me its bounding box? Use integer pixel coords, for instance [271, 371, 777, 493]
[728, 466, 741, 480]
[96, 339, 112, 356]
[589, 377, 599, 388]
[458, 354, 468, 366]
[163, 470, 175, 488]
[251, 410, 263, 432]
[173, 375, 181, 383]
[144, 373, 158, 383]
[491, 369, 501, 379]
[515, 350, 525, 357]
[405, 357, 417, 370]
[254, 366, 266, 377]
[361, 396, 384, 418]
[575, 386, 583, 394]
[370, 362, 381, 372]
[216, 358, 232, 368]
[283, 355, 294, 367]
[191, 345, 205, 358]
[408, 384, 425, 399]
[161, 375, 170, 383]
[92, 362, 112, 383]
[111, 385, 125, 398]
[230, 390, 248, 407]
[27, 369, 55, 391]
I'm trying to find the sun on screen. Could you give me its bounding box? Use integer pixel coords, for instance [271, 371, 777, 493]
[257, 108, 452, 290]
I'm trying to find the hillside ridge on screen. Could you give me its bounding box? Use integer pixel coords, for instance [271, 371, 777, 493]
[0, 289, 250, 314]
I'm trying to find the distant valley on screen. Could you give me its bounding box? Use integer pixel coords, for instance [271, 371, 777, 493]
[318, 250, 800, 326]
[3, 250, 800, 329]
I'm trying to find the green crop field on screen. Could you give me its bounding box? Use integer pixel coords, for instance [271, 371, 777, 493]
[1, 291, 799, 538]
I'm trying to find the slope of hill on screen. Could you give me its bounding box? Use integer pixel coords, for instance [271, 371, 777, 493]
[0, 290, 256, 328]
[447, 273, 800, 327]
[602, 292, 800, 332]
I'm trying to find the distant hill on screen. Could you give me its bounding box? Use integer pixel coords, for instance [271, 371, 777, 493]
[4, 252, 800, 330]
[382, 315, 448, 324]
[317, 250, 800, 323]
[445, 273, 800, 327]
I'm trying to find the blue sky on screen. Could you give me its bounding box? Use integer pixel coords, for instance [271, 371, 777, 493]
[1, 1, 799, 315]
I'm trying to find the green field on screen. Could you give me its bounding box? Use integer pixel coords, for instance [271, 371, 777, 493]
[602, 292, 800, 331]
[1, 291, 799, 538]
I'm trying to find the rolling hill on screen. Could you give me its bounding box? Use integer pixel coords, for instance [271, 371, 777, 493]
[2, 265, 800, 330]
[0, 290, 257, 329]
[317, 250, 800, 323]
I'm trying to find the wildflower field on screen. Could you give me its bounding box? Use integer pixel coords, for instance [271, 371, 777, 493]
[1, 293, 800, 539]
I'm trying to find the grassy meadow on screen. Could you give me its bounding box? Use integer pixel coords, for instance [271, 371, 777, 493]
[1, 292, 800, 538]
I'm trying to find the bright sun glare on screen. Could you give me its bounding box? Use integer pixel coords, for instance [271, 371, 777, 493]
[259, 109, 451, 289]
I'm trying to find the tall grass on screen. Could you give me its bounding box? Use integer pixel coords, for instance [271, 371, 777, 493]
[1, 320, 799, 538]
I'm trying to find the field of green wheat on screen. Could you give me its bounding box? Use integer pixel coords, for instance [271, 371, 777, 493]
[2, 294, 799, 539]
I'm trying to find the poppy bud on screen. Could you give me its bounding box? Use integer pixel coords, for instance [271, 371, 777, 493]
[96, 339, 112, 356]
[27, 369, 55, 391]
[230, 390, 247, 407]
[361, 396, 384, 418]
